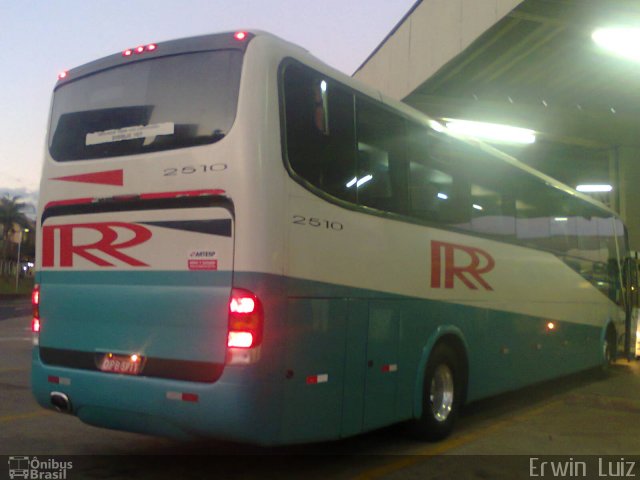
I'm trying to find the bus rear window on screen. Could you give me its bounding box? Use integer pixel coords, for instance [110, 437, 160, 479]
[49, 50, 243, 161]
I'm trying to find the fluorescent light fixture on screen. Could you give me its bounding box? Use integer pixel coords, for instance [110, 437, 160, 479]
[554, 217, 568, 222]
[356, 175, 373, 187]
[346, 175, 373, 188]
[472, 204, 483, 211]
[429, 119, 447, 133]
[592, 28, 640, 62]
[437, 192, 448, 200]
[445, 119, 536, 144]
[576, 184, 612, 193]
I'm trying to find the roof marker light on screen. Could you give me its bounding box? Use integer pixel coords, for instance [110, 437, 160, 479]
[234, 31, 248, 41]
[58, 71, 68, 80]
[123, 43, 158, 57]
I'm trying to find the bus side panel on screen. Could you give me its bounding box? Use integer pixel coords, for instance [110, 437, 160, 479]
[285, 190, 615, 432]
[280, 298, 348, 443]
[341, 299, 368, 438]
[363, 301, 400, 431]
[465, 309, 604, 401]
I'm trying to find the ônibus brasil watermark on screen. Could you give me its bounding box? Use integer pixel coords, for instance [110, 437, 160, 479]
[8, 456, 72, 480]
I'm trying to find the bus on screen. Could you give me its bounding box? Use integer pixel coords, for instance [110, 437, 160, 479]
[32, 30, 635, 445]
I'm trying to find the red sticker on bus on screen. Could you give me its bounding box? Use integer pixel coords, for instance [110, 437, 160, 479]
[188, 259, 218, 271]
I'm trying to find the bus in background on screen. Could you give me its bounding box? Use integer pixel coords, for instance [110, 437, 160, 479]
[32, 30, 635, 445]
[627, 252, 640, 357]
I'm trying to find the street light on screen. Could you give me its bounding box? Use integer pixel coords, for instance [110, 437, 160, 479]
[15, 227, 29, 291]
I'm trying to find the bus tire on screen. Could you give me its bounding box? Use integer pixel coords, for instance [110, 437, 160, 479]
[411, 342, 463, 441]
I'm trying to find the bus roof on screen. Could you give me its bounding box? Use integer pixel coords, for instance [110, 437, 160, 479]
[54, 29, 619, 219]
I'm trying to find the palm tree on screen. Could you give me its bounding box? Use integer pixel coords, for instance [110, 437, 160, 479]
[0, 195, 28, 276]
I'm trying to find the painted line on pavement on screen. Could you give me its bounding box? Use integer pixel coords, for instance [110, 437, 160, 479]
[0, 410, 53, 424]
[351, 399, 563, 480]
[0, 316, 30, 322]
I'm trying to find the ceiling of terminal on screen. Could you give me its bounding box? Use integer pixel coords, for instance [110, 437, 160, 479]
[403, 0, 640, 202]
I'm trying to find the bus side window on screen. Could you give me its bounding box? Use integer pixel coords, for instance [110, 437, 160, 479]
[283, 63, 356, 203]
[354, 97, 407, 214]
[406, 124, 469, 226]
[601, 217, 626, 304]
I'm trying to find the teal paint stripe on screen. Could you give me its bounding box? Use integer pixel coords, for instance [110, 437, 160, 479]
[32, 270, 608, 445]
[40, 270, 231, 286]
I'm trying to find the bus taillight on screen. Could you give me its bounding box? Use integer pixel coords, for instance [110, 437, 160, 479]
[32, 284, 41, 334]
[227, 288, 263, 349]
[234, 31, 248, 41]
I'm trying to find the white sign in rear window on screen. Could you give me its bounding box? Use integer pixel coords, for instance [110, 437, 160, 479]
[86, 122, 174, 146]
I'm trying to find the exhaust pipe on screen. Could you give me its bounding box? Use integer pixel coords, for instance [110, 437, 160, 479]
[50, 391, 72, 413]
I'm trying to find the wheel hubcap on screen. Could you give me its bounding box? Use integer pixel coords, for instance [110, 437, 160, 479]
[430, 364, 454, 422]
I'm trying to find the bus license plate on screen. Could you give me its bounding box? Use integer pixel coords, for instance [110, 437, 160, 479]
[99, 354, 142, 375]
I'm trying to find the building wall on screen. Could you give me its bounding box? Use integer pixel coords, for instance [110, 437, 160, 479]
[353, 0, 523, 100]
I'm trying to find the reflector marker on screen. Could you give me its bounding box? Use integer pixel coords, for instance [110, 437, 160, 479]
[48, 376, 71, 385]
[381, 364, 398, 373]
[306, 374, 329, 385]
[166, 391, 199, 403]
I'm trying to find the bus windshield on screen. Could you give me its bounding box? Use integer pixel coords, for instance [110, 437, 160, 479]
[49, 49, 243, 161]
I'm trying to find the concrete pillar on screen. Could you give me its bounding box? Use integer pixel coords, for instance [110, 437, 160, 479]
[617, 146, 640, 250]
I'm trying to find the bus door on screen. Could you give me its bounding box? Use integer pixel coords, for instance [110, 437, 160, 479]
[38, 198, 234, 383]
[363, 301, 400, 431]
[623, 253, 639, 359]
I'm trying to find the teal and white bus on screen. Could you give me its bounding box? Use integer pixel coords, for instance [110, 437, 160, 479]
[32, 30, 634, 445]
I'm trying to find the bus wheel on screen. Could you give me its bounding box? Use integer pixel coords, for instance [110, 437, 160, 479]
[411, 343, 462, 441]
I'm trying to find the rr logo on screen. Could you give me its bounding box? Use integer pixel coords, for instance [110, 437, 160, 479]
[42, 222, 151, 267]
[430, 240, 495, 291]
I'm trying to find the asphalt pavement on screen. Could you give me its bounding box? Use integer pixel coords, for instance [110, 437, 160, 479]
[2, 298, 640, 479]
[0, 297, 30, 322]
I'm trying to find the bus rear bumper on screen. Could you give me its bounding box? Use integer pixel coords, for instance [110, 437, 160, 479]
[31, 348, 277, 444]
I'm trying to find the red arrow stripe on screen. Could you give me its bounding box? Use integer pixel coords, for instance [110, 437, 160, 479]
[52, 169, 123, 186]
